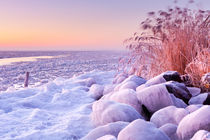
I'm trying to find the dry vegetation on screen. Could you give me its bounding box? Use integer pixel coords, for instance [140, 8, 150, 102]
[123, 1, 210, 90]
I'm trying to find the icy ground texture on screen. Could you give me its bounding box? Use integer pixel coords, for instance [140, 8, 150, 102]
[0, 70, 115, 140]
[0, 51, 125, 91]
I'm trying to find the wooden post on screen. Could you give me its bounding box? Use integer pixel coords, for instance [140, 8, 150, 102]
[24, 72, 30, 87]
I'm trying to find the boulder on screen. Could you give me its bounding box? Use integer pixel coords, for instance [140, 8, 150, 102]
[150, 106, 188, 127]
[144, 71, 181, 87]
[96, 135, 117, 140]
[185, 104, 203, 113]
[118, 119, 170, 140]
[91, 100, 143, 126]
[105, 89, 142, 113]
[81, 121, 128, 140]
[159, 123, 178, 140]
[89, 84, 104, 100]
[187, 87, 201, 97]
[189, 93, 210, 105]
[191, 130, 210, 140]
[113, 73, 128, 84]
[177, 105, 210, 140]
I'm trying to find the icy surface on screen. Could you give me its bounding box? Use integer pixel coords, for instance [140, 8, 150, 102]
[0, 70, 115, 140]
[0, 51, 125, 91]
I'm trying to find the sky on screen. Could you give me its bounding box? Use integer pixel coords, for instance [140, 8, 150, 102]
[0, 0, 209, 51]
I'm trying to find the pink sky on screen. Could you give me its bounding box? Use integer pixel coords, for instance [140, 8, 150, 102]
[0, 0, 209, 51]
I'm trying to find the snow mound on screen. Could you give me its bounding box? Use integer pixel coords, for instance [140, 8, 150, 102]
[89, 84, 104, 100]
[177, 105, 210, 140]
[81, 121, 128, 140]
[150, 106, 188, 127]
[118, 119, 170, 140]
[91, 100, 143, 126]
[0, 70, 115, 140]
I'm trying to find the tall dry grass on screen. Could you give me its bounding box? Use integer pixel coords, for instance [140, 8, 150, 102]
[124, 2, 210, 89]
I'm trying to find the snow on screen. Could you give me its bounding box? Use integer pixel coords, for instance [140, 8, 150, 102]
[191, 130, 210, 140]
[0, 70, 115, 140]
[189, 93, 208, 104]
[159, 123, 178, 140]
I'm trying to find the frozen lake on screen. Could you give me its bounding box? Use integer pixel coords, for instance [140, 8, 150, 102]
[0, 51, 126, 91]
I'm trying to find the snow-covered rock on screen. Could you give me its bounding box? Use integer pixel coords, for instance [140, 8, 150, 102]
[113, 73, 128, 84]
[89, 84, 104, 100]
[187, 87, 201, 97]
[103, 89, 142, 113]
[96, 135, 117, 140]
[191, 130, 210, 140]
[81, 121, 128, 140]
[189, 93, 209, 105]
[144, 71, 181, 87]
[170, 94, 187, 108]
[150, 106, 188, 127]
[177, 105, 210, 140]
[185, 104, 203, 113]
[122, 75, 146, 86]
[91, 100, 143, 126]
[159, 123, 178, 140]
[118, 119, 170, 140]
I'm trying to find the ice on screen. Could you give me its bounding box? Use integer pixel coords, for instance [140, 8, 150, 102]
[191, 130, 210, 140]
[0, 70, 115, 140]
[159, 123, 178, 140]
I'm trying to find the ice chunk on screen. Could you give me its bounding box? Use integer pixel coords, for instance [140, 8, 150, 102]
[189, 93, 209, 104]
[159, 123, 178, 140]
[89, 84, 104, 100]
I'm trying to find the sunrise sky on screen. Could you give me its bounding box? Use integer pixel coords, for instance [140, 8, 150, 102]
[0, 0, 209, 51]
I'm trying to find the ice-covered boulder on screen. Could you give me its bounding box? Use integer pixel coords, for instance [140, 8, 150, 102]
[96, 135, 117, 140]
[189, 93, 210, 105]
[191, 130, 210, 140]
[177, 105, 210, 140]
[122, 75, 146, 86]
[187, 87, 201, 97]
[103, 85, 115, 95]
[105, 89, 142, 113]
[81, 121, 128, 140]
[159, 123, 178, 140]
[144, 71, 182, 87]
[185, 104, 203, 113]
[113, 73, 128, 84]
[118, 119, 170, 140]
[118, 81, 138, 91]
[150, 106, 188, 127]
[170, 94, 187, 108]
[91, 100, 143, 126]
[165, 81, 191, 104]
[89, 84, 104, 100]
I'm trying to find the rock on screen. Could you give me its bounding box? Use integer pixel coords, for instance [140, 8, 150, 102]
[103, 85, 115, 95]
[191, 130, 210, 140]
[177, 105, 210, 140]
[165, 81, 191, 104]
[185, 104, 203, 113]
[201, 73, 210, 89]
[96, 135, 117, 140]
[170, 94, 187, 108]
[144, 71, 181, 87]
[113, 73, 128, 84]
[81, 121, 128, 140]
[89, 84, 104, 100]
[150, 106, 188, 127]
[91, 100, 143, 126]
[187, 87, 201, 97]
[122, 75, 146, 86]
[189, 93, 209, 105]
[118, 119, 170, 140]
[104, 89, 142, 113]
[159, 123, 178, 140]
[119, 81, 138, 91]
